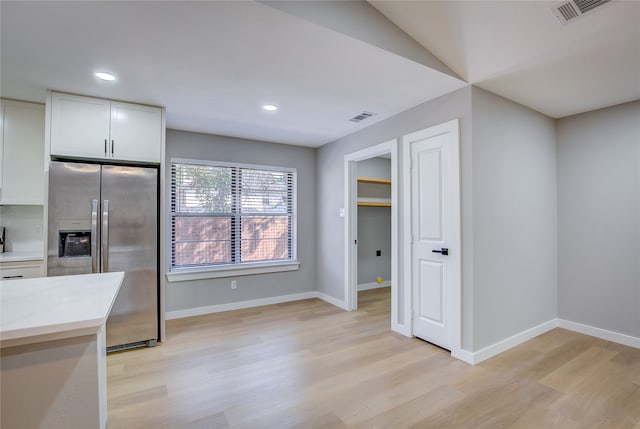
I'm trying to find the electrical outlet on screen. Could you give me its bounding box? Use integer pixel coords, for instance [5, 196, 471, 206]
[376, 250, 381, 256]
[231, 280, 237, 290]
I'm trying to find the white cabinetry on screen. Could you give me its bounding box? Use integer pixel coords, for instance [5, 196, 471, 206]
[0, 100, 45, 205]
[110, 101, 163, 163]
[0, 260, 45, 280]
[50, 93, 110, 160]
[50, 92, 163, 163]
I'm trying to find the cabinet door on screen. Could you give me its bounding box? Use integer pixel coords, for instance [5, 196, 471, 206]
[110, 102, 162, 163]
[1, 100, 45, 204]
[51, 93, 110, 159]
[0, 260, 45, 280]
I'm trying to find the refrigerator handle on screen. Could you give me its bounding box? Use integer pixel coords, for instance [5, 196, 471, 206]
[102, 200, 110, 272]
[91, 199, 99, 273]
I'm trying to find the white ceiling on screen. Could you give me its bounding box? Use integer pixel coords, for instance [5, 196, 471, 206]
[2, 1, 638, 147]
[0, 1, 465, 147]
[370, 0, 640, 118]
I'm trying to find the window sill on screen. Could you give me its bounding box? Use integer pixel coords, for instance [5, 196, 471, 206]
[166, 261, 300, 282]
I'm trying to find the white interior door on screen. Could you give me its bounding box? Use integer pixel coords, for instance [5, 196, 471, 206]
[408, 120, 460, 350]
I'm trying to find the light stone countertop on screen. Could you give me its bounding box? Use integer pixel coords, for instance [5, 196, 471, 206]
[0, 250, 45, 263]
[0, 272, 124, 348]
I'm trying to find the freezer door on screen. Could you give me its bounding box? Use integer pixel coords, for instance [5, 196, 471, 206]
[101, 165, 158, 347]
[47, 161, 101, 277]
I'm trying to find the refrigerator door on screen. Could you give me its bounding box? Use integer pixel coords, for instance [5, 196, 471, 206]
[47, 161, 101, 277]
[101, 165, 158, 348]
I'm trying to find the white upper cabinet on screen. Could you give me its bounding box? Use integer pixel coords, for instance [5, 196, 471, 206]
[110, 101, 163, 163]
[0, 100, 45, 205]
[50, 92, 163, 163]
[51, 93, 110, 160]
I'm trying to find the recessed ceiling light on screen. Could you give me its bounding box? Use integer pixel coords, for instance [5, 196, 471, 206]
[262, 104, 278, 111]
[95, 72, 116, 81]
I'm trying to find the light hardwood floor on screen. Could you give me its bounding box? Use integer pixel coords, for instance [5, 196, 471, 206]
[107, 287, 640, 428]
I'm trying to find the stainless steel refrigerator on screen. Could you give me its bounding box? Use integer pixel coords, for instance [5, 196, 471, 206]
[48, 161, 158, 350]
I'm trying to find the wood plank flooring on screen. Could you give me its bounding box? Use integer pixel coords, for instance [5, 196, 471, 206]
[107, 287, 640, 428]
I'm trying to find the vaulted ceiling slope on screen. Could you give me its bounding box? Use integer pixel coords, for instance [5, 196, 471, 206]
[370, 0, 640, 119]
[0, 1, 465, 147]
[2, 2, 638, 148]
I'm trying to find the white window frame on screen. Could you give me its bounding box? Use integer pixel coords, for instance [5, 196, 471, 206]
[167, 158, 299, 282]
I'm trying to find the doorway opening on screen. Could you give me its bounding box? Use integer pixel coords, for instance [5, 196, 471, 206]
[344, 139, 405, 335]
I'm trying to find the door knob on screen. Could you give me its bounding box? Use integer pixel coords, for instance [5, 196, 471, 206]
[432, 248, 449, 256]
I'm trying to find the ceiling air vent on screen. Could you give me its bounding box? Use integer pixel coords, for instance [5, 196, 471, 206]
[349, 111, 376, 123]
[552, 0, 611, 24]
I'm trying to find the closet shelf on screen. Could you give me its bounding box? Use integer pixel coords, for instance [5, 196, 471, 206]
[357, 176, 391, 207]
[357, 199, 391, 207]
[357, 176, 391, 185]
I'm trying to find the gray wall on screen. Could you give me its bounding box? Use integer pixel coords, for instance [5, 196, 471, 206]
[163, 90, 640, 352]
[164, 129, 317, 312]
[557, 100, 640, 338]
[357, 157, 391, 285]
[357, 206, 391, 285]
[317, 86, 475, 349]
[357, 157, 391, 178]
[316, 85, 558, 352]
[470, 87, 558, 350]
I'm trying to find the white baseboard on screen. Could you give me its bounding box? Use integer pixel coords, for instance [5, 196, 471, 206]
[358, 281, 391, 291]
[392, 321, 412, 338]
[458, 318, 640, 365]
[451, 349, 475, 365]
[466, 319, 558, 365]
[315, 292, 349, 310]
[165, 291, 348, 320]
[558, 319, 640, 349]
[165, 291, 318, 320]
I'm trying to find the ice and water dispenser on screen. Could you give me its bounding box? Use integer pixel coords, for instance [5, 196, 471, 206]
[57, 219, 91, 258]
[58, 230, 91, 258]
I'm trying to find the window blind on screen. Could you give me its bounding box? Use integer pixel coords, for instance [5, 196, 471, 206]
[171, 160, 296, 269]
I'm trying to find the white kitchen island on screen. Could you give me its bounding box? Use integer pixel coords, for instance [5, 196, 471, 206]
[0, 272, 124, 429]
